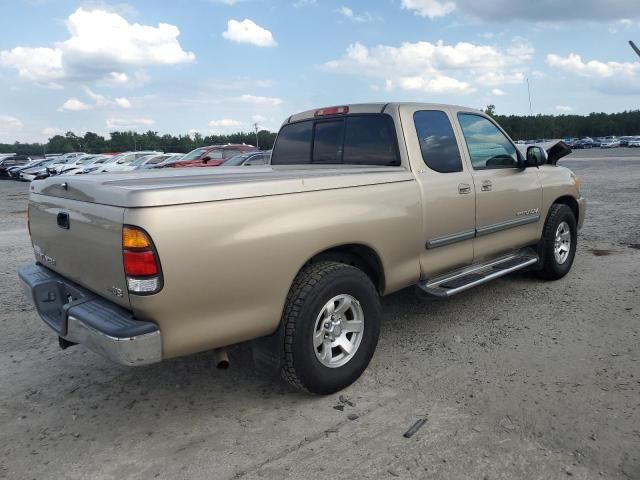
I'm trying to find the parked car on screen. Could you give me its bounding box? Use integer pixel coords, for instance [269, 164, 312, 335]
[573, 137, 595, 149]
[19, 102, 585, 395]
[120, 153, 183, 171]
[619, 136, 633, 147]
[58, 155, 114, 175]
[162, 144, 257, 168]
[600, 137, 620, 148]
[94, 151, 162, 173]
[222, 150, 271, 167]
[6, 158, 51, 179]
[19, 159, 60, 181]
[0, 155, 38, 178]
[628, 136, 640, 148]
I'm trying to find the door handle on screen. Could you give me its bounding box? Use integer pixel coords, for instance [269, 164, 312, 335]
[481, 180, 493, 191]
[458, 183, 471, 194]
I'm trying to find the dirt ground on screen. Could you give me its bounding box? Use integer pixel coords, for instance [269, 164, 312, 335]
[1, 150, 638, 480]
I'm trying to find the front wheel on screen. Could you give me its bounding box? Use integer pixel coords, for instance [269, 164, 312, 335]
[536, 204, 578, 280]
[281, 262, 381, 394]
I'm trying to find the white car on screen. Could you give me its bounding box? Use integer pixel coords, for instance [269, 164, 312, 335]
[59, 155, 114, 175]
[628, 137, 640, 148]
[94, 151, 162, 173]
[600, 137, 620, 148]
[118, 153, 184, 171]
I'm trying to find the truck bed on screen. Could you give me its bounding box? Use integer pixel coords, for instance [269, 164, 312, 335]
[30, 166, 414, 207]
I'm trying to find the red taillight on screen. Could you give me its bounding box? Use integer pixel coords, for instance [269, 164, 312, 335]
[123, 250, 159, 276]
[315, 106, 349, 117]
[122, 225, 162, 294]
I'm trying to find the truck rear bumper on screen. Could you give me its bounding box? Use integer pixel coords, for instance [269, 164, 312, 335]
[18, 263, 162, 366]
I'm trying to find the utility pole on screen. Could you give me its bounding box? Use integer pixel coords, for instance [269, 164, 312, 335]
[253, 122, 259, 149]
[526, 78, 533, 116]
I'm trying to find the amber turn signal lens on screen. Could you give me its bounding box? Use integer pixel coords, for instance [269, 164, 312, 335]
[123, 226, 151, 249]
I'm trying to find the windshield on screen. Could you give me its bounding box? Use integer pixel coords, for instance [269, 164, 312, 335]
[75, 156, 98, 165]
[130, 155, 155, 166]
[181, 147, 210, 161]
[223, 153, 251, 166]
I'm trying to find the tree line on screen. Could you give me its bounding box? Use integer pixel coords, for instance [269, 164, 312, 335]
[484, 107, 640, 140]
[0, 130, 278, 156]
[2, 109, 640, 155]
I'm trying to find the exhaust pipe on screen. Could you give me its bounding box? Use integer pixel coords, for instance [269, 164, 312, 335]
[213, 348, 230, 369]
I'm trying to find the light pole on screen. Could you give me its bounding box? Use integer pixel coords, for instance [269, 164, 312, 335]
[253, 122, 259, 150]
[630, 41, 640, 58]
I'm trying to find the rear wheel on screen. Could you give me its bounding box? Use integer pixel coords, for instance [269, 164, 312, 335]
[281, 262, 381, 394]
[537, 204, 577, 280]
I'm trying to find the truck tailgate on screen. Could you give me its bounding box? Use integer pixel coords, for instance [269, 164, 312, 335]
[28, 194, 129, 308]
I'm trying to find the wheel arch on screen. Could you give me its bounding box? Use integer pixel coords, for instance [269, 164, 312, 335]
[552, 195, 579, 221]
[303, 243, 386, 294]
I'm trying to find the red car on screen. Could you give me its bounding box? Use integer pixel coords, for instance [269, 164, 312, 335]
[164, 144, 258, 168]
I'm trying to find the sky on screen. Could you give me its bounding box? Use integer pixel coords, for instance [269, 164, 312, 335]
[1, 0, 639, 143]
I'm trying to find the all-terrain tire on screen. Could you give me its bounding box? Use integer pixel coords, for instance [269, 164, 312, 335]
[281, 261, 381, 395]
[536, 204, 578, 280]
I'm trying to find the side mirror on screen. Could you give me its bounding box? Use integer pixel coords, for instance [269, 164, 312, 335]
[202, 156, 211, 164]
[526, 146, 546, 167]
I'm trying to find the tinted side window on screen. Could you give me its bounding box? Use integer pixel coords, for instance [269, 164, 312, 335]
[413, 110, 462, 173]
[313, 120, 344, 164]
[343, 116, 399, 166]
[271, 121, 313, 165]
[457, 114, 519, 170]
[223, 149, 241, 159]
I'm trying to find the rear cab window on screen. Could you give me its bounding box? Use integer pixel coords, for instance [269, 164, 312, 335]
[271, 114, 400, 167]
[413, 110, 463, 173]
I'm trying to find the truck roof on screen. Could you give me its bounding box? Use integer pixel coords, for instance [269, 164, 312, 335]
[285, 102, 482, 124]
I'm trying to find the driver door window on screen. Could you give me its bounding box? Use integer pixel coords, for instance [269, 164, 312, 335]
[457, 114, 519, 169]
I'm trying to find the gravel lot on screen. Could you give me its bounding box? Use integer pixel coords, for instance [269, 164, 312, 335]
[1, 150, 639, 480]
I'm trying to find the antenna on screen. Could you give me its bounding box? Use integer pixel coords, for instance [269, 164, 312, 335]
[526, 78, 533, 116]
[630, 41, 640, 58]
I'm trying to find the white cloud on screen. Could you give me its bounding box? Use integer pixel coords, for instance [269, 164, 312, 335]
[492, 88, 505, 96]
[337, 6, 375, 22]
[401, 0, 455, 18]
[106, 117, 155, 129]
[0, 7, 194, 87]
[42, 127, 61, 137]
[60, 88, 132, 111]
[60, 98, 91, 111]
[236, 94, 282, 106]
[324, 38, 530, 95]
[0, 115, 23, 132]
[222, 19, 277, 47]
[252, 114, 267, 122]
[208, 119, 242, 128]
[547, 53, 639, 78]
[208, 118, 242, 133]
[0, 47, 64, 88]
[547, 52, 640, 93]
[555, 105, 573, 112]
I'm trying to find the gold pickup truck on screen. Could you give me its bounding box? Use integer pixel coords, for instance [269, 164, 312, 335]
[19, 103, 585, 394]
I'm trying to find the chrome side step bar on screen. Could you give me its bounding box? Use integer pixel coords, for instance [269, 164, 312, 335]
[418, 249, 539, 298]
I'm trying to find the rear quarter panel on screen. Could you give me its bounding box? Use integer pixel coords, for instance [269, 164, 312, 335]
[126, 180, 422, 358]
